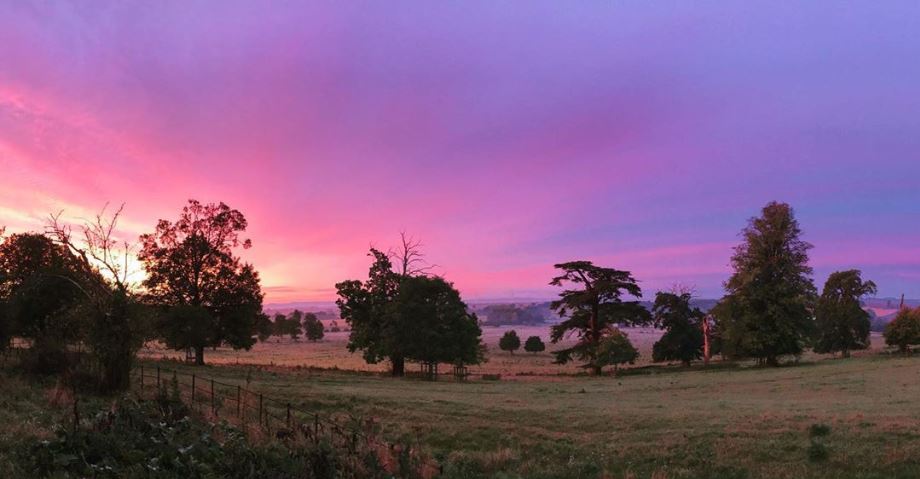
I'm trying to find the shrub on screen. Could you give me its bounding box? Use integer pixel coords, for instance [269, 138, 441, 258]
[807, 439, 829, 462]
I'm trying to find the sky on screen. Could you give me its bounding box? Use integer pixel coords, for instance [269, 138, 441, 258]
[1, 2, 920, 303]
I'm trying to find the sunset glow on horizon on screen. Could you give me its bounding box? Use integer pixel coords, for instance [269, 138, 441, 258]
[2, 2, 920, 303]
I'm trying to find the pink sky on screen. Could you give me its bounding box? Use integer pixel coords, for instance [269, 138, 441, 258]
[2, 2, 920, 302]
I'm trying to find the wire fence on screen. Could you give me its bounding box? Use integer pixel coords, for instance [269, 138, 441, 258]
[134, 364, 442, 478]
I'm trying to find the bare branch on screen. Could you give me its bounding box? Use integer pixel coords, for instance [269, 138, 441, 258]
[389, 231, 437, 277]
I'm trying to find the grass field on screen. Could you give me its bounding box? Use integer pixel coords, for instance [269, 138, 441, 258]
[129, 346, 919, 479]
[5, 332, 915, 479]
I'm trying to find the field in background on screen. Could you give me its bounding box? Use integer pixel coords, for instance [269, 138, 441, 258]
[137, 352, 920, 478]
[139, 325, 889, 378]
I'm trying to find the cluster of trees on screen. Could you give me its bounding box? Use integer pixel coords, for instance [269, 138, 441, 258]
[0, 200, 269, 390]
[336, 237, 483, 378]
[0, 208, 144, 391]
[884, 307, 920, 353]
[498, 330, 545, 354]
[546, 202, 881, 375]
[262, 310, 324, 342]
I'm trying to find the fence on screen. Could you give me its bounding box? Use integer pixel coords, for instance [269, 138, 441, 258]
[134, 364, 442, 478]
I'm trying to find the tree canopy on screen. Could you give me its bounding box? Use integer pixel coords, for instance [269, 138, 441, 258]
[549, 261, 650, 375]
[651, 291, 705, 366]
[814, 270, 876, 357]
[138, 200, 264, 365]
[884, 307, 920, 354]
[524, 335, 546, 354]
[337, 245, 482, 377]
[304, 312, 324, 342]
[499, 330, 521, 354]
[714, 202, 817, 366]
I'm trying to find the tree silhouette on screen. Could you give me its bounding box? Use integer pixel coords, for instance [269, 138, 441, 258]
[814, 270, 876, 357]
[651, 291, 705, 366]
[885, 308, 920, 354]
[524, 335, 545, 354]
[549, 261, 650, 375]
[139, 200, 264, 365]
[715, 202, 817, 366]
[336, 249, 405, 375]
[499, 330, 521, 354]
[304, 312, 324, 341]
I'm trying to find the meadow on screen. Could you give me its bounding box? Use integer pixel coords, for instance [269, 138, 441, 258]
[110, 331, 915, 479]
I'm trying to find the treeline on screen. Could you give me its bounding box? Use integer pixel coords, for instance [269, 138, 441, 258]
[256, 310, 325, 342]
[476, 303, 556, 326]
[2, 199, 917, 388]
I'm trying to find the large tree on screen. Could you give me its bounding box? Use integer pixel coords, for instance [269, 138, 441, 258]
[393, 275, 484, 378]
[814, 270, 876, 358]
[139, 200, 264, 365]
[716, 202, 817, 366]
[0, 232, 85, 369]
[336, 249, 405, 375]
[304, 312, 324, 342]
[548, 261, 650, 375]
[651, 291, 705, 366]
[884, 307, 920, 354]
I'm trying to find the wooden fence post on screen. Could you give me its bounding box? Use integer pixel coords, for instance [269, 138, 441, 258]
[210, 378, 215, 415]
[191, 374, 196, 403]
[286, 403, 291, 428]
[140, 365, 144, 389]
[236, 385, 241, 419]
[258, 393, 263, 427]
[314, 413, 319, 444]
[156, 366, 161, 390]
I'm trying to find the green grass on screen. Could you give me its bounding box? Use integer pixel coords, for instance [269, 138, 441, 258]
[5, 353, 920, 478]
[125, 354, 920, 479]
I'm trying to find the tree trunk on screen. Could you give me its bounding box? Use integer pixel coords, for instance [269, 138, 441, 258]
[195, 345, 205, 366]
[766, 355, 779, 367]
[391, 356, 405, 377]
[842, 349, 851, 359]
[592, 364, 602, 376]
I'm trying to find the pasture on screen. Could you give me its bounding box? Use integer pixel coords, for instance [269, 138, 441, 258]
[131, 339, 915, 479]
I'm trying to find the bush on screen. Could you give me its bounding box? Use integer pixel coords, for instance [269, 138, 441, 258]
[807, 439, 829, 462]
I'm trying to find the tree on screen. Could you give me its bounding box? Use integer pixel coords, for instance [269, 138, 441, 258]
[595, 327, 639, 374]
[139, 200, 264, 365]
[814, 270, 877, 358]
[651, 291, 705, 366]
[304, 313, 324, 342]
[253, 312, 272, 342]
[548, 261, 650, 375]
[392, 275, 483, 379]
[524, 335, 545, 354]
[287, 310, 304, 342]
[271, 312, 288, 342]
[884, 308, 920, 354]
[716, 202, 817, 366]
[0, 232, 86, 371]
[336, 249, 405, 375]
[48, 205, 147, 391]
[499, 330, 521, 354]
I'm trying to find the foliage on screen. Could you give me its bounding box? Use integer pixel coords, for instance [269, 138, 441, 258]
[594, 327, 639, 373]
[524, 335, 545, 354]
[253, 312, 272, 342]
[715, 202, 817, 366]
[336, 249, 405, 375]
[548, 261, 650, 375]
[884, 307, 920, 354]
[479, 303, 554, 326]
[651, 291, 705, 366]
[11, 395, 343, 478]
[814, 270, 876, 357]
[304, 313, 325, 342]
[287, 310, 304, 341]
[139, 200, 264, 365]
[392, 275, 484, 371]
[499, 330, 521, 354]
[0, 233, 86, 368]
